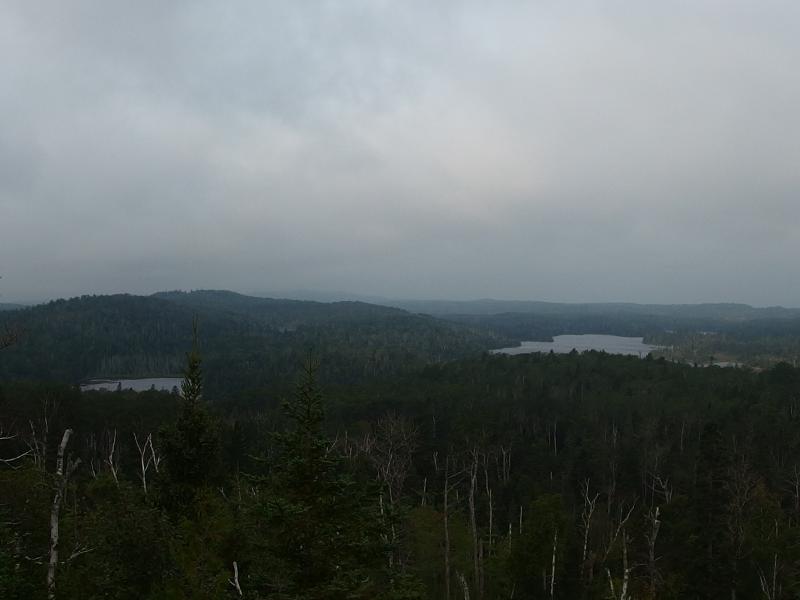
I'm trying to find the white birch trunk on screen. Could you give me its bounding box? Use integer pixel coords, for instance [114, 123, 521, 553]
[48, 429, 79, 600]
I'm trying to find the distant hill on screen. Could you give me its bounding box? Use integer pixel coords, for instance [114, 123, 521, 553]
[152, 289, 407, 328]
[388, 298, 800, 320]
[0, 292, 510, 392]
[0, 303, 23, 311]
[244, 291, 800, 321]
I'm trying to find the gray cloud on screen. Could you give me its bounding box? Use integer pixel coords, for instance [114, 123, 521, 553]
[2, 1, 799, 305]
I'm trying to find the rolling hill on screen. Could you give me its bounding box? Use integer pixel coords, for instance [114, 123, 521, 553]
[0, 291, 511, 393]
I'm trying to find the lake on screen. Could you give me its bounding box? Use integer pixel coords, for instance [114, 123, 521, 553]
[493, 334, 660, 357]
[80, 377, 183, 393]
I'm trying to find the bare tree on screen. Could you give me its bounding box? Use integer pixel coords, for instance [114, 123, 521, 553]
[456, 571, 470, 600]
[133, 432, 161, 495]
[645, 506, 662, 599]
[467, 448, 481, 599]
[549, 528, 558, 598]
[362, 412, 419, 505]
[602, 500, 637, 565]
[442, 452, 463, 600]
[0, 425, 33, 466]
[580, 478, 600, 583]
[482, 450, 495, 549]
[26, 399, 58, 470]
[229, 561, 243, 597]
[606, 529, 632, 600]
[757, 520, 781, 600]
[101, 429, 120, 485]
[498, 443, 512, 486]
[48, 429, 81, 600]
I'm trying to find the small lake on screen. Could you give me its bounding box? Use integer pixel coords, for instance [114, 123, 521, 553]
[493, 334, 660, 357]
[80, 377, 183, 393]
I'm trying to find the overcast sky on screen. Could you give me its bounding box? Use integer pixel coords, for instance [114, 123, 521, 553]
[2, 1, 799, 305]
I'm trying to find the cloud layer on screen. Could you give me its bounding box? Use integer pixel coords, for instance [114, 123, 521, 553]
[2, 1, 799, 305]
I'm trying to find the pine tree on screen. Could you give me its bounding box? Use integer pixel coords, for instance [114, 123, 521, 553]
[181, 318, 203, 404]
[158, 318, 220, 510]
[242, 359, 415, 599]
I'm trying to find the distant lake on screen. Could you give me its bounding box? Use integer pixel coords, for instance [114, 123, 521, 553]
[493, 335, 660, 357]
[80, 378, 183, 393]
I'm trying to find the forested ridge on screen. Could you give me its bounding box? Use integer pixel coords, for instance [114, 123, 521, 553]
[3, 326, 800, 598]
[0, 292, 511, 392]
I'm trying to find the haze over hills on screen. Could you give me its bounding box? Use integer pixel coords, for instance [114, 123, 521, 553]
[386, 299, 800, 320]
[247, 289, 800, 319]
[9, 286, 800, 319]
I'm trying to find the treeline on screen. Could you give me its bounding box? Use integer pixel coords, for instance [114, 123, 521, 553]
[446, 311, 800, 367]
[4, 349, 800, 598]
[0, 293, 511, 392]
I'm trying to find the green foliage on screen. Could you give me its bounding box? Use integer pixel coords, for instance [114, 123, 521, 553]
[59, 478, 172, 599]
[158, 339, 220, 512]
[0, 292, 510, 394]
[180, 319, 203, 404]
[241, 361, 395, 598]
[6, 331, 800, 597]
[507, 495, 569, 599]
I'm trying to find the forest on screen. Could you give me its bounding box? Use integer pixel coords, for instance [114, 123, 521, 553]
[2, 293, 800, 598]
[6, 0, 799, 597]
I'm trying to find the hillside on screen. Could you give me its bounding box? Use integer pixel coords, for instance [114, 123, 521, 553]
[152, 289, 408, 328]
[0, 292, 510, 392]
[390, 298, 800, 320]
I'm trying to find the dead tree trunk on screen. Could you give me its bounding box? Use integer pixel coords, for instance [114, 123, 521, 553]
[48, 429, 80, 600]
[550, 528, 558, 598]
[103, 428, 119, 486]
[606, 530, 632, 600]
[133, 432, 160, 495]
[499, 444, 512, 485]
[603, 501, 636, 600]
[581, 478, 600, 583]
[444, 456, 452, 600]
[229, 561, 243, 597]
[457, 571, 471, 600]
[646, 506, 661, 599]
[468, 450, 480, 598]
[757, 520, 780, 600]
[483, 452, 493, 548]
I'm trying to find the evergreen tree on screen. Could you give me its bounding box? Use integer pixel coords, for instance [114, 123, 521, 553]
[159, 320, 220, 511]
[243, 359, 410, 599]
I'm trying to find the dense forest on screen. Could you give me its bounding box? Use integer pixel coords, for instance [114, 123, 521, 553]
[0, 292, 511, 394]
[4, 292, 800, 390]
[3, 292, 800, 598]
[441, 310, 800, 369]
[6, 0, 798, 598]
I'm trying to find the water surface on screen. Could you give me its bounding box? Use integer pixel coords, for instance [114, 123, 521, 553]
[80, 377, 183, 393]
[493, 334, 659, 357]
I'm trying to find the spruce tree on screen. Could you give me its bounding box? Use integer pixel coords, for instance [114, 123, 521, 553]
[243, 359, 411, 599]
[159, 318, 220, 510]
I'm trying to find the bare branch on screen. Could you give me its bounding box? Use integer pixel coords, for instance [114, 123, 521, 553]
[228, 561, 243, 596]
[0, 448, 34, 466]
[65, 546, 94, 563]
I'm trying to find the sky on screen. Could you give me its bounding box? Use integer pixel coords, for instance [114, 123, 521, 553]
[2, 1, 799, 306]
